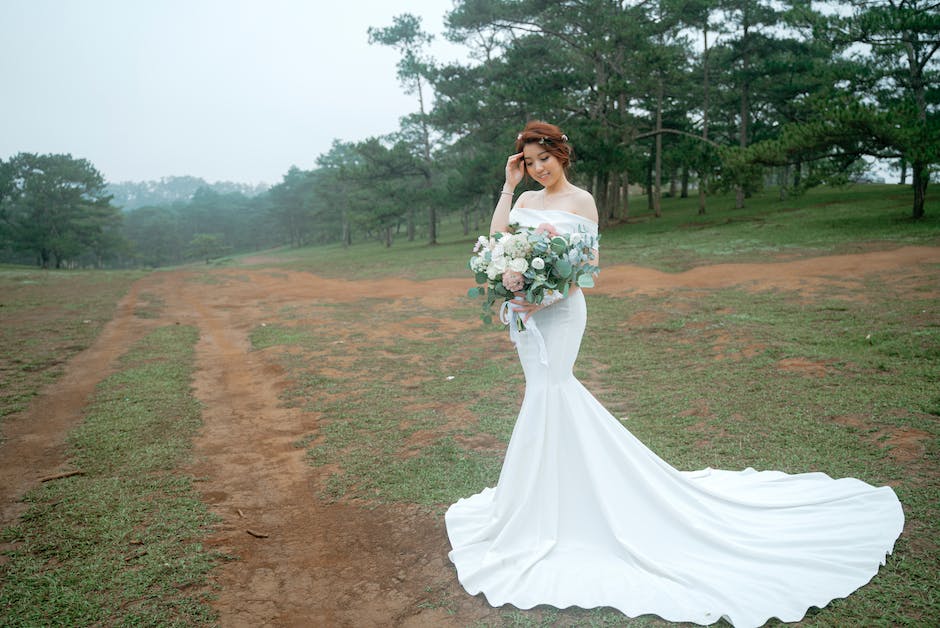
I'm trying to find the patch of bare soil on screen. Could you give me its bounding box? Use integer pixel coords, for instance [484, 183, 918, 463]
[832, 414, 932, 466]
[598, 245, 940, 299]
[2, 244, 938, 625]
[776, 357, 832, 377]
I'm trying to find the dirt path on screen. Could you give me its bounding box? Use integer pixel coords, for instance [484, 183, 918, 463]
[0, 277, 163, 525]
[2, 245, 938, 626]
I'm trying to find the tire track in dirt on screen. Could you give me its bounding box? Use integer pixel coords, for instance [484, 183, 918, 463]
[0, 277, 162, 528]
[162, 272, 490, 627]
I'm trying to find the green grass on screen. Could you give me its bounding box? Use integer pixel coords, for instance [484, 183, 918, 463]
[248, 299, 512, 507]
[599, 185, 940, 271]
[245, 185, 939, 625]
[1, 185, 937, 626]
[241, 185, 940, 279]
[0, 325, 220, 626]
[0, 267, 143, 425]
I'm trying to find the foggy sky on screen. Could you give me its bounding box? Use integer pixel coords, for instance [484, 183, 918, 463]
[0, 0, 465, 185]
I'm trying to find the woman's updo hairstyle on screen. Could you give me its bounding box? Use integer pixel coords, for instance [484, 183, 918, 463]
[514, 120, 573, 172]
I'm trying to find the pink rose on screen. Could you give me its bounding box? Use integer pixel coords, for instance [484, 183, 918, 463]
[502, 269, 525, 292]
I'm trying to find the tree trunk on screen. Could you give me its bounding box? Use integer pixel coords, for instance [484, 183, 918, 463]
[618, 90, 630, 221]
[591, 173, 599, 216]
[607, 172, 618, 222]
[427, 205, 437, 244]
[912, 161, 928, 219]
[596, 171, 609, 228]
[680, 165, 689, 198]
[621, 171, 630, 220]
[736, 10, 751, 210]
[407, 208, 415, 241]
[899, 160, 908, 185]
[416, 74, 437, 246]
[698, 24, 710, 216]
[654, 77, 663, 218]
[697, 173, 707, 215]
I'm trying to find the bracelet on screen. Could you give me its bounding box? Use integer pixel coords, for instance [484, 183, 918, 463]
[500, 190, 513, 196]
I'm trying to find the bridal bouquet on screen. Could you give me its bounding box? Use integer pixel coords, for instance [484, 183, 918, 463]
[467, 223, 599, 327]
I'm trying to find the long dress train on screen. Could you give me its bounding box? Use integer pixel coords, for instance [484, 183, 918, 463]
[445, 207, 904, 627]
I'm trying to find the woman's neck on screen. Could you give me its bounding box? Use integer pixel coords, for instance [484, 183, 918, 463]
[542, 177, 573, 196]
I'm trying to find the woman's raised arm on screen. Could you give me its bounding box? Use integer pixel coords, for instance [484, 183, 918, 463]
[490, 152, 526, 234]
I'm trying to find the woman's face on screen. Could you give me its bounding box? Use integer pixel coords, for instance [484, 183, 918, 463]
[522, 143, 564, 189]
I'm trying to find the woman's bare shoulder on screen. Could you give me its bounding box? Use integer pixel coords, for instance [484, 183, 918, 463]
[514, 190, 536, 208]
[570, 187, 599, 223]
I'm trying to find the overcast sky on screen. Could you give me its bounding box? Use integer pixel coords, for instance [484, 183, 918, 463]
[0, 0, 466, 185]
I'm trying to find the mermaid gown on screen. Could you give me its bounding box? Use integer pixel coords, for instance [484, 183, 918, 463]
[445, 207, 904, 627]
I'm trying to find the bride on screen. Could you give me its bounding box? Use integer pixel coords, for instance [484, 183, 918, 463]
[444, 121, 904, 627]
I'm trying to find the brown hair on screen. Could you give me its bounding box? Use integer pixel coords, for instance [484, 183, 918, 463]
[514, 120, 573, 172]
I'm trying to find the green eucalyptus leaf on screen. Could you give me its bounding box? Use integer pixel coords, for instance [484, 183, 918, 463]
[577, 274, 595, 288]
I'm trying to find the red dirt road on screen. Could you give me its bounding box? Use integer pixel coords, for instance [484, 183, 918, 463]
[1, 245, 937, 626]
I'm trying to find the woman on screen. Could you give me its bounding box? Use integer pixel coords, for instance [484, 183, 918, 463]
[445, 121, 904, 627]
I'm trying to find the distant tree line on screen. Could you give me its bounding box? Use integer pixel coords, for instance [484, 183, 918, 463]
[0, 156, 281, 268]
[1, 0, 936, 268]
[108, 176, 269, 211]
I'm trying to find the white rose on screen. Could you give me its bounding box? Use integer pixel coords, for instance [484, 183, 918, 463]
[508, 257, 528, 273]
[570, 232, 583, 245]
[503, 233, 532, 258]
[531, 257, 545, 270]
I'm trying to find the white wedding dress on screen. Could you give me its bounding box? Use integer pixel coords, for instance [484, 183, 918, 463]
[445, 207, 904, 627]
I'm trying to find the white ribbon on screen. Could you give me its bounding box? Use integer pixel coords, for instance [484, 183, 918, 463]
[500, 300, 549, 366]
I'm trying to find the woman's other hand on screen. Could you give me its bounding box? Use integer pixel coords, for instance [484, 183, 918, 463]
[535, 223, 560, 237]
[510, 294, 543, 323]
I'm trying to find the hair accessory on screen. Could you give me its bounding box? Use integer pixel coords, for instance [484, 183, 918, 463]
[519, 133, 568, 144]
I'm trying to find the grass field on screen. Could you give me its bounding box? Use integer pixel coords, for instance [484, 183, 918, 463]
[1, 185, 938, 625]
[0, 325, 220, 625]
[238, 184, 940, 279]
[0, 269, 143, 427]
[253, 247, 938, 625]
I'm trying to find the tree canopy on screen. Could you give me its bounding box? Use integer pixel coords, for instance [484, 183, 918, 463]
[0, 153, 123, 268]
